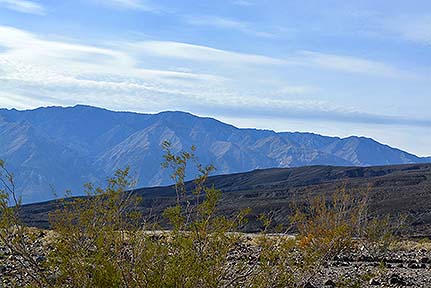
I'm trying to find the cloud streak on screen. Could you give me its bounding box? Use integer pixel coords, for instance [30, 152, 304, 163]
[0, 25, 429, 131]
[0, 0, 45, 15]
[210, 104, 431, 128]
[95, 0, 160, 12]
[383, 14, 431, 45]
[130, 40, 417, 78]
[298, 51, 414, 78]
[231, 0, 255, 6]
[185, 15, 277, 38]
[130, 41, 286, 65]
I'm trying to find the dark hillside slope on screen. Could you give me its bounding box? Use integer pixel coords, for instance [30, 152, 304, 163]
[21, 163, 431, 235]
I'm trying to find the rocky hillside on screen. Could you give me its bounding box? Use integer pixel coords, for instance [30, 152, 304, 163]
[22, 163, 431, 236]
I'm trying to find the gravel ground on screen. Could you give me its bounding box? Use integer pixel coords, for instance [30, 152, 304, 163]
[1, 231, 431, 287]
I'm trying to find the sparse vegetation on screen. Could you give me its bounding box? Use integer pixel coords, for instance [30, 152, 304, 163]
[0, 144, 409, 287]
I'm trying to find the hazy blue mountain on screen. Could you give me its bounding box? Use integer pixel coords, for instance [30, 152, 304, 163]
[0, 105, 429, 203]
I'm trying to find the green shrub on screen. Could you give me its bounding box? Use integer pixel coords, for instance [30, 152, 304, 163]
[0, 145, 401, 287]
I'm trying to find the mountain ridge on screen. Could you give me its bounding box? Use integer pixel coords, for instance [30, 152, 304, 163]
[0, 105, 429, 203]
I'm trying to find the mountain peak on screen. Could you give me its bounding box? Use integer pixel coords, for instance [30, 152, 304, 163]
[0, 105, 428, 203]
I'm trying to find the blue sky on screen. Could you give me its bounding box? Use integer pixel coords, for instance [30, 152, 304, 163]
[0, 0, 430, 156]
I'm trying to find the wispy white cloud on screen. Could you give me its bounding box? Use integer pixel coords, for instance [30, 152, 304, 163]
[131, 40, 415, 78]
[0, 26, 245, 116]
[0, 0, 45, 15]
[0, 27, 330, 120]
[275, 85, 316, 95]
[382, 14, 431, 45]
[95, 0, 159, 12]
[0, 91, 56, 109]
[0, 25, 428, 132]
[185, 15, 277, 38]
[231, 0, 254, 6]
[298, 51, 414, 78]
[130, 40, 286, 65]
[186, 15, 248, 31]
[198, 98, 431, 128]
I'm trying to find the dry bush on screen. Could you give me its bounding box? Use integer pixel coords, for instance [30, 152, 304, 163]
[0, 146, 402, 287]
[0, 160, 53, 286]
[245, 187, 367, 287]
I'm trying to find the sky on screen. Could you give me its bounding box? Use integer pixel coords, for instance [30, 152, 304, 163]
[0, 0, 430, 156]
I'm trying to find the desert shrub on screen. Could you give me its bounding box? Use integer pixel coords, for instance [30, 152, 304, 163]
[245, 187, 366, 287]
[47, 168, 144, 287]
[248, 185, 403, 287]
[292, 186, 368, 261]
[155, 141, 251, 287]
[43, 142, 250, 287]
[359, 214, 406, 258]
[0, 160, 52, 286]
[0, 146, 402, 288]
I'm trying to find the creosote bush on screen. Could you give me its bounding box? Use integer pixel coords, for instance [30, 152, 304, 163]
[0, 144, 401, 287]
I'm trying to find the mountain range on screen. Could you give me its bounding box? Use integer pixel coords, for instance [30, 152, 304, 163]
[0, 105, 429, 203]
